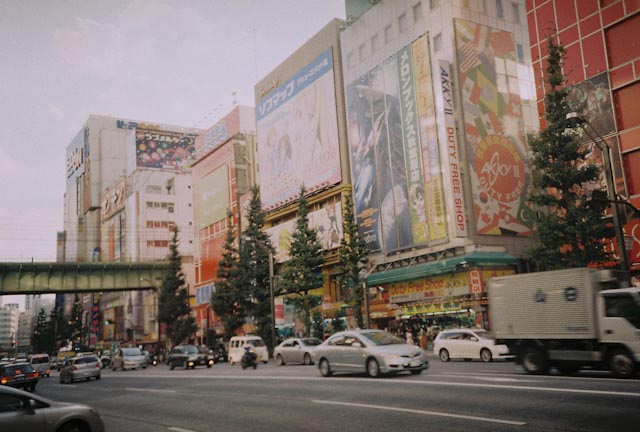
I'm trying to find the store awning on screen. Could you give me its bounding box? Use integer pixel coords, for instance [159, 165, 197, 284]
[366, 251, 517, 285]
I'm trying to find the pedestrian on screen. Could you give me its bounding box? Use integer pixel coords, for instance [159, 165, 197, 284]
[418, 328, 427, 350]
[406, 331, 415, 346]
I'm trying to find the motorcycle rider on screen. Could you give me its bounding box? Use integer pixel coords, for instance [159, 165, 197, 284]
[241, 344, 258, 370]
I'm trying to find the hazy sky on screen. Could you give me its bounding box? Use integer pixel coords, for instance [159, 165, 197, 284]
[0, 0, 345, 306]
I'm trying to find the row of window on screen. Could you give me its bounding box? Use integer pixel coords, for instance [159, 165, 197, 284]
[146, 220, 177, 229]
[348, 0, 523, 68]
[145, 201, 174, 212]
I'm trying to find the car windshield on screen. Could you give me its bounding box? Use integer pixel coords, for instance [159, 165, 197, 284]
[360, 331, 406, 346]
[31, 357, 49, 364]
[2, 364, 34, 374]
[183, 346, 199, 354]
[123, 348, 143, 356]
[301, 338, 322, 346]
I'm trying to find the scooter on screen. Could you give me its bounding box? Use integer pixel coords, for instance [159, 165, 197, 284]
[241, 347, 258, 370]
[151, 356, 158, 366]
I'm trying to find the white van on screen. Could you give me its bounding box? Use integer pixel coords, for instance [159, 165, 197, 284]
[28, 353, 51, 377]
[228, 336, 269, 364]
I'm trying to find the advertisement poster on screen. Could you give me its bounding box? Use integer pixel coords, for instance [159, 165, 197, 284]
[346, 73, 382, 252]
[256, 48, 341, 209]
[568, 72, 616, 143]
[267, 201, 343, 262]
[135, 127, 197, 170]
[412, 35, 447, 241]
[197, 166, 229, 228]
[346, 38, 450, 252]
[454, 19, 534, 236]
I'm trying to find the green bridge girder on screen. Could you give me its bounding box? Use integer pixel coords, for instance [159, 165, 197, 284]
[0, 262, 170, 295]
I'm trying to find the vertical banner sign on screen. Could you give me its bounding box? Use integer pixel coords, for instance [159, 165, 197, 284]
[382, 55, 413, 251]
[439, 60, 468, 237]
[90, 293, 100, 334]
[346, 74, 382, 252]
[412, 35, 447, 241]
[454, 19, 534, 236]
[397, 45, 429, 245]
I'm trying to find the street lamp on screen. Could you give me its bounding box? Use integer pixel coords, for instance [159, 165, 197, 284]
[362, 259, 378, 329]
[566, 112, 630, 285]
[269, 251, 277, 353]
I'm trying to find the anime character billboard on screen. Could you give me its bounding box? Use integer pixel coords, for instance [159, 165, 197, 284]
[454, 19, 535, 235]
[256, 48, 341, 209]
[135, 128, 197, 170]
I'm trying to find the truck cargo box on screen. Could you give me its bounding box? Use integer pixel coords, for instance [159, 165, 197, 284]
[489, 268, 608, 340]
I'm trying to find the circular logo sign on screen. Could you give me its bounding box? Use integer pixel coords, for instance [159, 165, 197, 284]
[475, 135, 526, 203]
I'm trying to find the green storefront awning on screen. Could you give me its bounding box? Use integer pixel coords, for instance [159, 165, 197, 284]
[366, 251, 518, 285]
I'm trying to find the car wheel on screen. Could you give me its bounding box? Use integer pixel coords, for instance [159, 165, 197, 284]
[304, 353, 312, 366]
[480, 348, 493, 362]
[276, 354, 285, 366]
[319, 358, 332, 377]
[439, 349, 450, 362]
[58, 420, 86, 432]
[170, 362, 175, 370]
[367, 358, 381, 378]
[608, 349, 636, 378]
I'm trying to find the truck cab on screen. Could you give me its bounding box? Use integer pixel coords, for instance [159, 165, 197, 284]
[597, 288, 640, 375]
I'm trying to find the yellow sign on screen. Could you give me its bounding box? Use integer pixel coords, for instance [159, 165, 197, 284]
[389, 273, 469, 303]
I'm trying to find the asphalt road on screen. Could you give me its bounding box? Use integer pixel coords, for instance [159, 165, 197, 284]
[33, 359, 640, 432]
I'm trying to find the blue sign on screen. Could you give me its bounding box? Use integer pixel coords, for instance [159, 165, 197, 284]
[195, 284, 215, 305]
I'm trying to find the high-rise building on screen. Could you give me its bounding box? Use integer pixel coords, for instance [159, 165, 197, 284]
[60, 115, 201, 350]
[526, 0, 640, 280]
[0, 304, 20, 353]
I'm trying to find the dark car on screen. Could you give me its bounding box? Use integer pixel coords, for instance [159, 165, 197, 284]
[0, 363, 39, 392]
[212, 343, 228, 363]
[168, 345, 213, 370]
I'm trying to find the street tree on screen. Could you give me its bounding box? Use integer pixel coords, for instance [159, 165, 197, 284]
[337, 192, 369, 328]
[211, 212, 246, 341]
[528, 37, 614, 269]
[238, 186, 276, 350]
[158, 227, 197, 347]
[31, 309, 49, 353]
[278, 186, 325, 337]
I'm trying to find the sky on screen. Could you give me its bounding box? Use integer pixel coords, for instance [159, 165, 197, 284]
[0, 0, 346, 306]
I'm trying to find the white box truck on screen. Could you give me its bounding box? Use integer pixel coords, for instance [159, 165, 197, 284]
[488, 268, 640, 377]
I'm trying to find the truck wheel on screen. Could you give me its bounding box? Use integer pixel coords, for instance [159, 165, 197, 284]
[522, 347, 550, 375]
[608, 349, 636, 378]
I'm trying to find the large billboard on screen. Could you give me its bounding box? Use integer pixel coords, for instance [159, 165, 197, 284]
[256, 48, 341, 209]
[345, 35, 448, 253]
[266, 201, 343, 262]
[135, 127, 197, 170]
[197, 166, 229, 229]
[454, 19, 534, 236]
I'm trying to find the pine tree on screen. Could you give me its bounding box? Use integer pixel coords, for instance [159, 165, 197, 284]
[31, 308, 49, 353]
[158, 227, 197, 347]
[527, 37, 614, 269]
[211, 211, 246, 341]
[238, 186, 276, 349]
[279, 186, 325, 337]
[337, 192, 370, 328]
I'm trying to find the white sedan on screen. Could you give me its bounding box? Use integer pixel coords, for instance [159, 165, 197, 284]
[433, 328, 511, 362]
[274, 337, 322, 366]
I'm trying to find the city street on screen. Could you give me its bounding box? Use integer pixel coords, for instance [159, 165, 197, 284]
[33, 358, 640, 432]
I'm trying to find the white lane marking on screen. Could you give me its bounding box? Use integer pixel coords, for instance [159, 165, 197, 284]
[53, 384, 77, 388]
[168, 427, 197, 432]
[126, 387, 176, 393]
[439, 373, 538, 383]
[313, 400, 526, 426]
[452, 370, 638, 384]
[109, 374, 640, 398]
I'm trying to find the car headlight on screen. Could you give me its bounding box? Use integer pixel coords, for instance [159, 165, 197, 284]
[380, 353, 402, 362]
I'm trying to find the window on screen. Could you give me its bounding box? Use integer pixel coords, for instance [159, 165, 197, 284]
[0, 394, 27, 413]
[168, 204, 174, 213]
[516, 43, 524, 63]
[398, 13, 408, 33]
[605, 294, 640, 328]
[358, 43, 366, 61]
[433, 33, 442, 52]
[430, 0, 440, 9]
[496, 0, 504, 18]
[384, 24, 393, 43]
[413, 2, 423, 21]
[512, 1, 520, 23]
[371, 33, 380, 52]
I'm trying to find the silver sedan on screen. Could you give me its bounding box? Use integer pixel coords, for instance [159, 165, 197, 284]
[274, 337, 322, 366]
[313, 329, 429, 378]
[0, 385, 105, 432]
